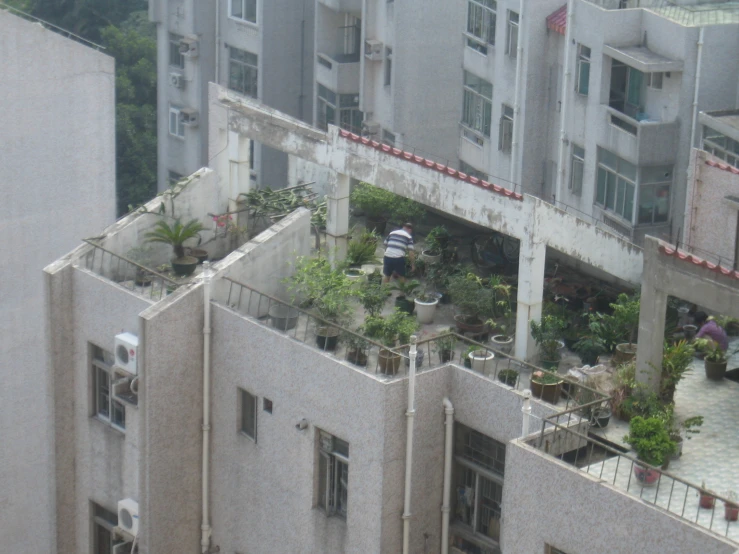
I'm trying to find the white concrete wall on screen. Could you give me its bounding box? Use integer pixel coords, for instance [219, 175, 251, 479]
[0, 11, 115, 554]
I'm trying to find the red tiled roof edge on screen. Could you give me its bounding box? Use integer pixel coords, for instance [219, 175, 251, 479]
[658, 244, 739, 281]
[705, 159, 739, 175]
[546, 4, 567, 36]
[338, 130, 523, 201]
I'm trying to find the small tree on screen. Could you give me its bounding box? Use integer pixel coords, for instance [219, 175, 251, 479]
[530, 315, 567, 361]
[145, 218, 204, 259]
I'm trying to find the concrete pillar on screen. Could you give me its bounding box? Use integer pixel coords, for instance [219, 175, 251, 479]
[227, 130, 252, 213]
[326, 171, 350, 264]
[635, 273, 668, 392]
[514, 239, 547, 361]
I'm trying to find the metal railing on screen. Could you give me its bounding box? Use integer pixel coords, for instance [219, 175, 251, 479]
[81, 240, 181, 301]
[0, 3, 105, 50]
[532, 408, 739, 540]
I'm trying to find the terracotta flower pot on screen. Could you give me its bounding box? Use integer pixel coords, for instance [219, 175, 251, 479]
[633, 462, 661, 487]
[725, 502, 739, 522]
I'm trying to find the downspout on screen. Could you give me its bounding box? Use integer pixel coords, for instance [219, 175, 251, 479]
[401, 336, 418, 554]
[555, 0, 575, 204]
[298, 0, 306, 121]
[509, 0, 525, 187]
[440, 398, 454, 554]
[521, 389, 531, 436]
[685, 27, 705, 234]
[215, 0, 220, 84]
[200, 262, 213, 553]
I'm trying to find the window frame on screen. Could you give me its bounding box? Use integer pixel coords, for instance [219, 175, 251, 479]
[239, 388, 258, 441]
[169, 33, 185, 69]
[318, 431, 349, 519]
[569, 144, 585, 195]
[461, 71, 493, 139]
[506, 10, 519, 58]
[576, 44, 591, 96]
[702, 125, 739, 169]
[169, 105, 185, 138]
[646, 71, 663, 90]
[91, 345, 125, 431]
[465, 0, 497, 55]
[595, 148, 636, 223]
[228, 46, 258, 99]
[91, 502, 118, 554]
[317, 85, 362, 133]
[637, 165, 672, 226]
[459, 160, 488, 181]
[499, 104, 514, 153]
[229, 0, 257, 24]
[384, 46, 393, 87]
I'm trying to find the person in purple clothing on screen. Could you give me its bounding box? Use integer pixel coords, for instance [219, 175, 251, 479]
[694, 311, 729, 351]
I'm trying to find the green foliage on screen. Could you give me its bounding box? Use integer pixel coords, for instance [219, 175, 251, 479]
[433, 331, 458, 353]
[286, 256, 358, 325]
[589, 293, 641, 352]
[145, 219, 204, 259]
[392, 197, 426, 224]
[359, 282, 389, 317]
[530, 315, 567, 360]
[362, 310, 419, 347]
[390, 279, 421, 299]
[573, 335, 607, 364]
[659, 339, 694, 402]
[448, 273, 494, 321]
[694, 338, 736, 363]
[424, 225, 452, 254]
[624, 416, 676, 467]
[619, 384, 664, 421]
[345, 231, 379, 267]
[350, 182, 397, 219]
[531, 370, 564, 385]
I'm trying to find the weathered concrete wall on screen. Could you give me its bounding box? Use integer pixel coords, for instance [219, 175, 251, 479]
[0, 11, 115, 553]
[685, 149, 739, 268]
[502, 440, 738, 554]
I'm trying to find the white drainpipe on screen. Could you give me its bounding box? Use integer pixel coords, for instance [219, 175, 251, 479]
[440, 398, 454, 554]
[555, 0, 575, 204]
[521, 389, 531, 437]
[402, 336, 418, 554]
[685, 27, 704, 239]
[201, 262, 213, 553]
[509, 0, 525, 187]
[215, 0, 220, 84]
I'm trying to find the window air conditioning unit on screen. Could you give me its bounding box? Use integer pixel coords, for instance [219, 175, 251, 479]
[362, 121, 380, 136]
[364, 39, 383, 61]
[117, 499, 139, 538]
[114, 333, 138, 375]
[179, 108, 199, 127]
[179, 36, 199, 57]
[169, 72, 184, 89]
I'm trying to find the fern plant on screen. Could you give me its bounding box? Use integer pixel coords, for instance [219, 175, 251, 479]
[145, 219, 204, 259]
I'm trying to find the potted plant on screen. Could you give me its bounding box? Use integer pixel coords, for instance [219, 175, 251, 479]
[126, 245, 154, 286]
[497, 368, 519, 387]
[462, 344, 477, 369]
[359, 281, 389, 317]
[573, 335, 607, 366]
[362, 310, 419, 374]
[145, 218, 205, 277]
[268, 302, 301, 332]
[659, 339, 694, 403]
[724, 491, 739, 521]
[665, 408, 702, 459]
[694, 338, 735, 380]
[487, 275, 515, 353]
[530, 370, 564, 404]
[448, 274, 494, 334]
[530, 315, 567, 369]
[391, 279, 421, 315]
[434, 332, 457, 363]
[350, 182, 396, 234]
[343, 332, 371, 367]
[426, 263, 459, 303]
[468, 348, 495, 375]
[623, 416, 676, 486]
[421, 225, 452, 264]
[612, 293, 640, 363]
[344, 230, 379, 281]
[414, 288, 440, 324]
[699, 482, 716, 510]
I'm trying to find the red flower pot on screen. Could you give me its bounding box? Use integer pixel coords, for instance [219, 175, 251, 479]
[725, 502, 739, 522]
[633, 463, 661, 487]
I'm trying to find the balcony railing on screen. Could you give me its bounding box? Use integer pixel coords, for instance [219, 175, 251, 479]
[603, 106, 679, 165]
[80, 240, 182, 301]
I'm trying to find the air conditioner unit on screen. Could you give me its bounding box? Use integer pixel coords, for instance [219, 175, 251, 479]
[113, 541, 133, 554]
[364, 39, 383, 61]
[179, 36, 199, 57]
[114, 333, 138, 375]
[169, 72, 184, 89]
[113, 372, 139, 405]
[179, 108, 199, 127]
[117, 499, 139, 538]
[362, 121, 380, 136]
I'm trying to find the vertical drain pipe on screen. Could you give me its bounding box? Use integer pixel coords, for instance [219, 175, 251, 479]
[509, 0, 526, 187]
[201, 262, 213, 553]
[521, 389, 531, 437]
[402, 336, 418, 554]
[440, 398, 455, 554]
[554, 0, 575, 204]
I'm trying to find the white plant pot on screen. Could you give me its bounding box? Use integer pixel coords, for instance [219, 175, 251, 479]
[491, 334, 514, 354]
[414, 297, 439, 324]
[344, 268, 367, 285]
[421, 250, 442, 264]
[468, 350, 495, 375]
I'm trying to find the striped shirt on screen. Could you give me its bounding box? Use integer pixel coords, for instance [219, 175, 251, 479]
[384, 229, 414, 258]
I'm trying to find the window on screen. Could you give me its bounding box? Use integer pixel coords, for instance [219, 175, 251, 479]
[609, 60, 644, 117]
[576, 44, 590, 95]
[382, 129, 396, 146]
[499, 104, 513, 153]
[263, 397, 273, 413]
[452, 423, 505, 545]
[462, 71, 493, 138]
[506, 11, 518, 58]
[646, 71, 663, 90]
[229, 47, 258, 98]
[169, 105, 185, 138]
[637, 165, 671, 225]
[169, 33, 184, 69]
[703, 126, 739, 169]
[459, 160, 488, 181]
[318, 431, 349, 518]
[230, 0, 257, 23]
[92, 345, 125, 430]
[569, 144, 584, 195]
[466, 0, 496, 55]
[596, 148, 636, 222]
[240, 389, 257, 440]
[384, 47, 393, 86]
[92, 503, 118, 554]
[317, 85, 363, 133]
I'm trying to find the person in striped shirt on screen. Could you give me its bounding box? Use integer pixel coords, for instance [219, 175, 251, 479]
[382, 223, 416, 284]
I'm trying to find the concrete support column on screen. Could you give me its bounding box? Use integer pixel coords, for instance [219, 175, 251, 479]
[325, 172, 350, 264]
[635, 273, 668, 392]
[514, 239, 547, 361]
[227, 130, 251, 213]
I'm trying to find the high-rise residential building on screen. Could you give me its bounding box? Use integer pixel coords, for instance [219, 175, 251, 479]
[0, 8, 116, 553]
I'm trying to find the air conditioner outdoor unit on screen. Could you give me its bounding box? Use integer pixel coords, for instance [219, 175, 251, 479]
[113, 372, 139, 405]
[179, 108, 199, 127]
[114, 333, 138, 375]
[179, 36, 199, 57]
[364, 39, 383, 61]
[117, 499, 139, 538]
[362, 121, 380, 136]
[169, 72, 184, 89]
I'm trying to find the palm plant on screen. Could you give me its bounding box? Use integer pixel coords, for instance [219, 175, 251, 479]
[145, 218, 204, 259]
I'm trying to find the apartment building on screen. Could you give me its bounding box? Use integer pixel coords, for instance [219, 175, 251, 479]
[149, 0, 315, 189]
[0, 8, 116, 554]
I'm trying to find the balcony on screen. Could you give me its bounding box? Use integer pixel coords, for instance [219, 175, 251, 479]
[603, 106, 679, 165]
[316, 52, 361, 94]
